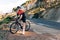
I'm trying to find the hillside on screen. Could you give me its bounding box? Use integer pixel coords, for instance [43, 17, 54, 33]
[0, 12, 16, 21]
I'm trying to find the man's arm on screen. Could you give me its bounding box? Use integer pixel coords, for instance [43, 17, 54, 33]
[20, 15, 23, 20]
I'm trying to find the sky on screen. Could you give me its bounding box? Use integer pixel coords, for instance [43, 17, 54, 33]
[0, 0, 27, 14]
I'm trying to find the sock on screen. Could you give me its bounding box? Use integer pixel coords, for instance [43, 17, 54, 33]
[23, 28, 25, 34]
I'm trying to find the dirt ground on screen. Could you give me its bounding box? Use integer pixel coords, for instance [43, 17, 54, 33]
[0, 24, 60, 40]
[0, 28, 58, 40]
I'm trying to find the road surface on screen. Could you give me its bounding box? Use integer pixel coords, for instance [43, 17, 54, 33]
[0, 19, 60, 40]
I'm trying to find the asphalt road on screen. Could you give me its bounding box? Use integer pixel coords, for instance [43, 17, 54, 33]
[30, 18, 60, 30]
[30, 18, 60, 35]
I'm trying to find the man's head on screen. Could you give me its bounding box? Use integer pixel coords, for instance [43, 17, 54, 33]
[17, 6, 21, 9]
[17, 6, 26, 12]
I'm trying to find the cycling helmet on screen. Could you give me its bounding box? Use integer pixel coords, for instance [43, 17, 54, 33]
[17, 6, 21, 9]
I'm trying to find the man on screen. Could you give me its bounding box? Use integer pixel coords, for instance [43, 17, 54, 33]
[17, 6, 26, 35]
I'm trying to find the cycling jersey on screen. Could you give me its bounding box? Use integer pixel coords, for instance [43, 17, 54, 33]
[17, 9, 24, 15]
[17, 9, 26, 23]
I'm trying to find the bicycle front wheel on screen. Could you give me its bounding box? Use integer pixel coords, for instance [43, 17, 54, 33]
[10, 22, 19, 34]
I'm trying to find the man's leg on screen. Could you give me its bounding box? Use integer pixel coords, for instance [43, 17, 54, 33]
[22, 19, 26, 34]
[23, 22, 26, 34]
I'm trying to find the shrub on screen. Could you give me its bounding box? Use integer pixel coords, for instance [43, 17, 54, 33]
[0, 16, 13, 25]
[0, 21, 3, 25]
[32, 13, 39, 19]
[3, 16, 12, 24]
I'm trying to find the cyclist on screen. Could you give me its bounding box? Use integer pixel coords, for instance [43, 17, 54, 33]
[17, 6, 26, 35]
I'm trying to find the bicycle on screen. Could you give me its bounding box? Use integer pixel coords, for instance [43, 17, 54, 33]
[10, 16, 30, 34]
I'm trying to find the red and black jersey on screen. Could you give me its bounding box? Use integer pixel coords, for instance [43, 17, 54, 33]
[17, 9, 24, 15]
[17, 9, 26, 20]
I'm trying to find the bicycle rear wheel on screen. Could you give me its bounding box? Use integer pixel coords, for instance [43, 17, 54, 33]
[25, 21, 30, 31]
[10, 22, 19, 34]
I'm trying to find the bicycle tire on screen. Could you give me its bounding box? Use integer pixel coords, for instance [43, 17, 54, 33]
[10, 22, 20, 34]
[25, 21, 30, 31]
